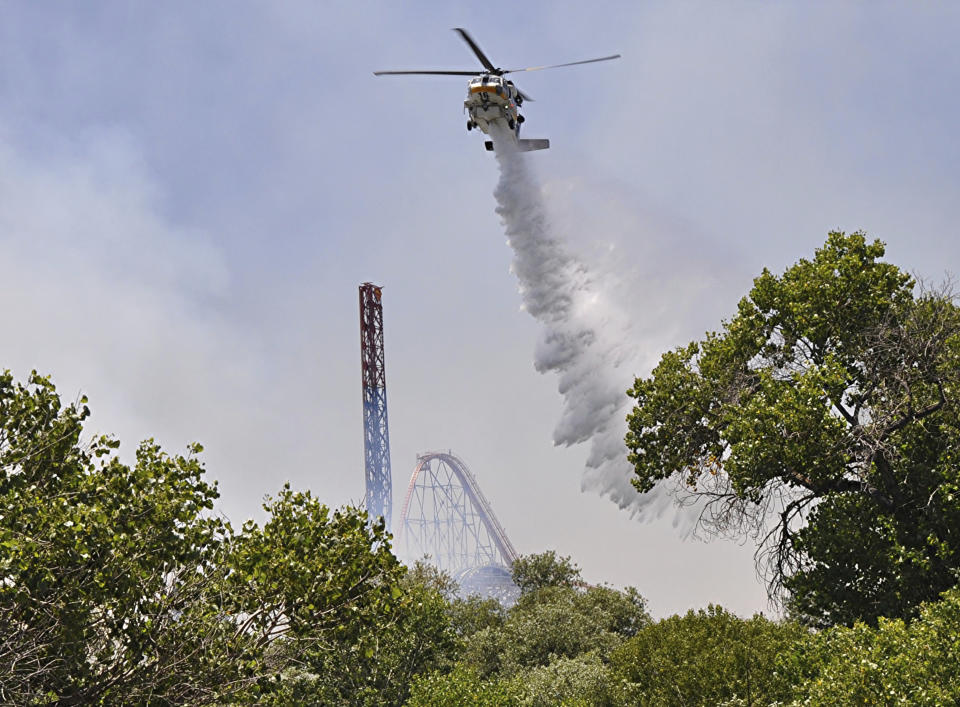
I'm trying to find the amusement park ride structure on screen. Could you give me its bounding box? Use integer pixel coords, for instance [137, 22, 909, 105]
[359, 284, 518, 600]
[359, 283, 392, 527]
[399, 451, 518, 599]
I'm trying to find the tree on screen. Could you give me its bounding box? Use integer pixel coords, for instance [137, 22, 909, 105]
[460, 582, 649, 680]
[406, 665, 525, 707]
[413, 550, 649, 706]
[511, 551, 582, 594]
[790, 587, 960, 705]
[0, 371, 255, 704]
[519, 652, 631, 707]
[609, 607, 809, 706]
[227, 486, 420, 705]
[0, 370, 435, 705]
[626, 232, 960, 624]
[446, 593, 505, 640]
[417, 583, 647, 706]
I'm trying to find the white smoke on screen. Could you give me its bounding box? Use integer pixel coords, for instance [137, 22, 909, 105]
[490, 125, 674, 520]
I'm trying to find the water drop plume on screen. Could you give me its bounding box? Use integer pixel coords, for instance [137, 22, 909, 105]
[489, 125, 674, 520]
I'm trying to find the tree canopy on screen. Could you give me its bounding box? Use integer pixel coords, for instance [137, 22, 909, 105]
[626, 231, 960, 625]
[405, 551, 650, 705]
[0, 371, 238, 703]
[610, 606, 808, 705]
[0, 371, 441, 705]
[510, 550, 582, 594]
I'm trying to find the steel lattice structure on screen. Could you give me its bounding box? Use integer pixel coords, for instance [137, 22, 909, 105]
[399, 451, 518, 598]
[359, 283, 392, 526]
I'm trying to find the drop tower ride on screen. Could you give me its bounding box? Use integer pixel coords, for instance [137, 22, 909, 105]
[359, 283, 392, 526]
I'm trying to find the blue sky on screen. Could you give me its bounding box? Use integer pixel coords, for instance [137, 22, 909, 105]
[1, 1, 958, 616]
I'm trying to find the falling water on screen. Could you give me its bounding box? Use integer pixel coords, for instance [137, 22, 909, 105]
[489, 125, 674, 520]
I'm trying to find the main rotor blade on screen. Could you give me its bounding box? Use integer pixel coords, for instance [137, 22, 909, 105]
[373, 70, 479, 76]
[453, 28, 498, 72]
[504, 54, 621, 73]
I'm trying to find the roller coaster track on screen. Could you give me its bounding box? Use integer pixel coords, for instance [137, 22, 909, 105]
[399, 451, 517, 575]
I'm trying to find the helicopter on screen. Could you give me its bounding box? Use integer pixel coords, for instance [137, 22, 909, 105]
[374, 28, 620, 153]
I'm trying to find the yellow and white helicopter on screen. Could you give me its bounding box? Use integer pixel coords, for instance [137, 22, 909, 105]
[374, 28, 620, 153]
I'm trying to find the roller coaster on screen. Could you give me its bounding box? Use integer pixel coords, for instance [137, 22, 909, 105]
[399, 451, 519, 600]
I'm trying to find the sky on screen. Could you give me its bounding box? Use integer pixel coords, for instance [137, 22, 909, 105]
[1, 2, 958, 618]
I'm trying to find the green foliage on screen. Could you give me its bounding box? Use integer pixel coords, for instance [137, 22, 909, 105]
[447, 593, 505, 639]
[610, 606, 809, 706]
[418, 588, 960, 706]
[520, 652, 630, 706]
[511, 550, 582, 593]
[229, 486, 429, 704]
[406, 665, 525, 706]
[626, 231, 960, 625]
[405, 559, 460, 601]
[410, 654, 630, 707]
[790, 588, 960, 705]
[465, 584, 649, 678]
[0, 370, 446, 705]
[224, 496, 464, 706]
[500, 587, 615, 674]
[0, 371, 244, 704]
[230, 486, 403, 646]
[259, 571, 455, 705]
[413, 574, 649, 707]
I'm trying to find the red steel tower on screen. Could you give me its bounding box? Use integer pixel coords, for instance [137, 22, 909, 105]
[359, 283, 392, 526]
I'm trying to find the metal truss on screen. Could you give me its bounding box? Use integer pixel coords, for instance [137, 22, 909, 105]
[359, 283, 392, 527]
[399, 451, 518, 599]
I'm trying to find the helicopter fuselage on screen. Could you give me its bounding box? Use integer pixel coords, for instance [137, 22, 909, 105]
[464, 75, 522, 136]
